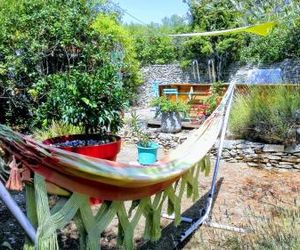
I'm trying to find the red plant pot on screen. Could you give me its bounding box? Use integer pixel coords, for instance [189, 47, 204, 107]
[43, 134, 121, 205]
[43, 134, 121, 161]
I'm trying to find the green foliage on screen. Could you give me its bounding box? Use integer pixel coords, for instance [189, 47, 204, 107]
[92, 14, 141, 95]
[126, 24, 178, 65]
[129, 111, 151, 147]
[230, 85, 300, 145]
[33, 66, 126, 134]
[151, 96, 190, 113]
[0, 0, 137, 132]
[181, 0, 244, 79]
[237, 0, 300, 64]
[33, 120, 83, 141]
[204, 82, 226, 114]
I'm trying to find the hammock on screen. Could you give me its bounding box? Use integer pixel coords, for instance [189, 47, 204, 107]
[0, 83, 233, 201]
[0, 83, 234, 249]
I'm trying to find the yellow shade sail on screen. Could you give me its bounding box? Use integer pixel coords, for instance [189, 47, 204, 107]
[169, 21, 276, 37]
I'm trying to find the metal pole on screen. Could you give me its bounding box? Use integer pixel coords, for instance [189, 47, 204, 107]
[179, 83, 236, 242]
[0, 181, 36, 244]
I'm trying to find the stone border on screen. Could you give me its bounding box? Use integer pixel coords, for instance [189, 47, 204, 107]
[211, 140, 300, 170]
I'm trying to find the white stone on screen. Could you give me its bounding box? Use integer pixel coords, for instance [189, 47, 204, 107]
[267, 155, 282, 160]
[247, 162, 259, 167]
[278, 164, 292, 169]
[279, 162, 293, 165]
[263, 144, 285, 152]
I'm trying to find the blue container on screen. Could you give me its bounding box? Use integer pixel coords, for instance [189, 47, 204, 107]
[137, 142, 159, 165]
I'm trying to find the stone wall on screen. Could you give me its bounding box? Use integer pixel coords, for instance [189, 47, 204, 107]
[135, 59, 300, 107]
[211, 140, 300, 170]
[229, 59, 300, 84]
[135, 64, 193, 107]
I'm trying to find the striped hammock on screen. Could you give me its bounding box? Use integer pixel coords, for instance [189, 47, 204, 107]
[1, 83, 233, 201]
[0, 83, 235, 250]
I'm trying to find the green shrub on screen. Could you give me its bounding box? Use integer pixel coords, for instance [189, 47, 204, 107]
[230, 85, 300, 145]
[151, 96, 190, 114]
[204, 82, 226, 115]
[0, 0, 138, 132]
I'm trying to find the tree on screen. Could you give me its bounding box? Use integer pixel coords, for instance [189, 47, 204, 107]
[126, 24, 178, 65]
[180, 0, 244, 81]
[0, 0, 139, 132]
[235, 0, 300, 64]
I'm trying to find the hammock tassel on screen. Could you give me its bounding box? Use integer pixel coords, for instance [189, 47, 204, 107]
[6, 156, 23, 191]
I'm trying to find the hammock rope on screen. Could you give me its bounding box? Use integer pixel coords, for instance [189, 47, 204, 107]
[20, 157, 209, 249]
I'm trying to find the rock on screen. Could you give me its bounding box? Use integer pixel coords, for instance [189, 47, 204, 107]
[244, 148, 255, 154]
[297, 129, 300, 144]
[229, 151, 237, 157]
[279, 162, 293, 165]
[267, 155, 282, 160]
[273, 152, 285, 156]
[285, 144, 300, 153]
[247, 162, 259, 167]
[260, 158, 269, 163]
[158, 133, 173, 141]
[294, 164, 300, 169]
[281, 157, 300, 163]
[236, 143, 249, 149]
[263, 144, 285, 152]
[247, 142, 264, 148]
[278, 164, 292, 169]
[222, 152, 231, 159]
[222, 140, 238, 149]
[293, 109, 300, 121]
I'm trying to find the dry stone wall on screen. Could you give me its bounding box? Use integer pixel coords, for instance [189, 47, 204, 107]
[135, 60, 300, 107]
[135, 64, 193, 107]
[211, 140, 300, 170]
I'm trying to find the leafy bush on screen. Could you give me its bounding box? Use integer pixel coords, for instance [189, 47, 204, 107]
[0, 0, 138, 132]
[230, 85, 300, 145]
[126, 24, 178, 66]
[151, 96, 190, 113]
[204, 82, 226, 115]
[180, 0, 244, 80]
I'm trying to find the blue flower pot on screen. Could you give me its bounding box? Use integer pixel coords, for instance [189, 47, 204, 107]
[137, 142, 159, 165]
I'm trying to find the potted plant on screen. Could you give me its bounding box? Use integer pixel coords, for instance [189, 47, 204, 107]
[151, 96, 189, 133]
[32, 63, 126, 161]
[129, 112, 159, 165]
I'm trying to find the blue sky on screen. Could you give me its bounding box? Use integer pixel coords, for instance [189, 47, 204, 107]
[116, 0, 189, 24]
